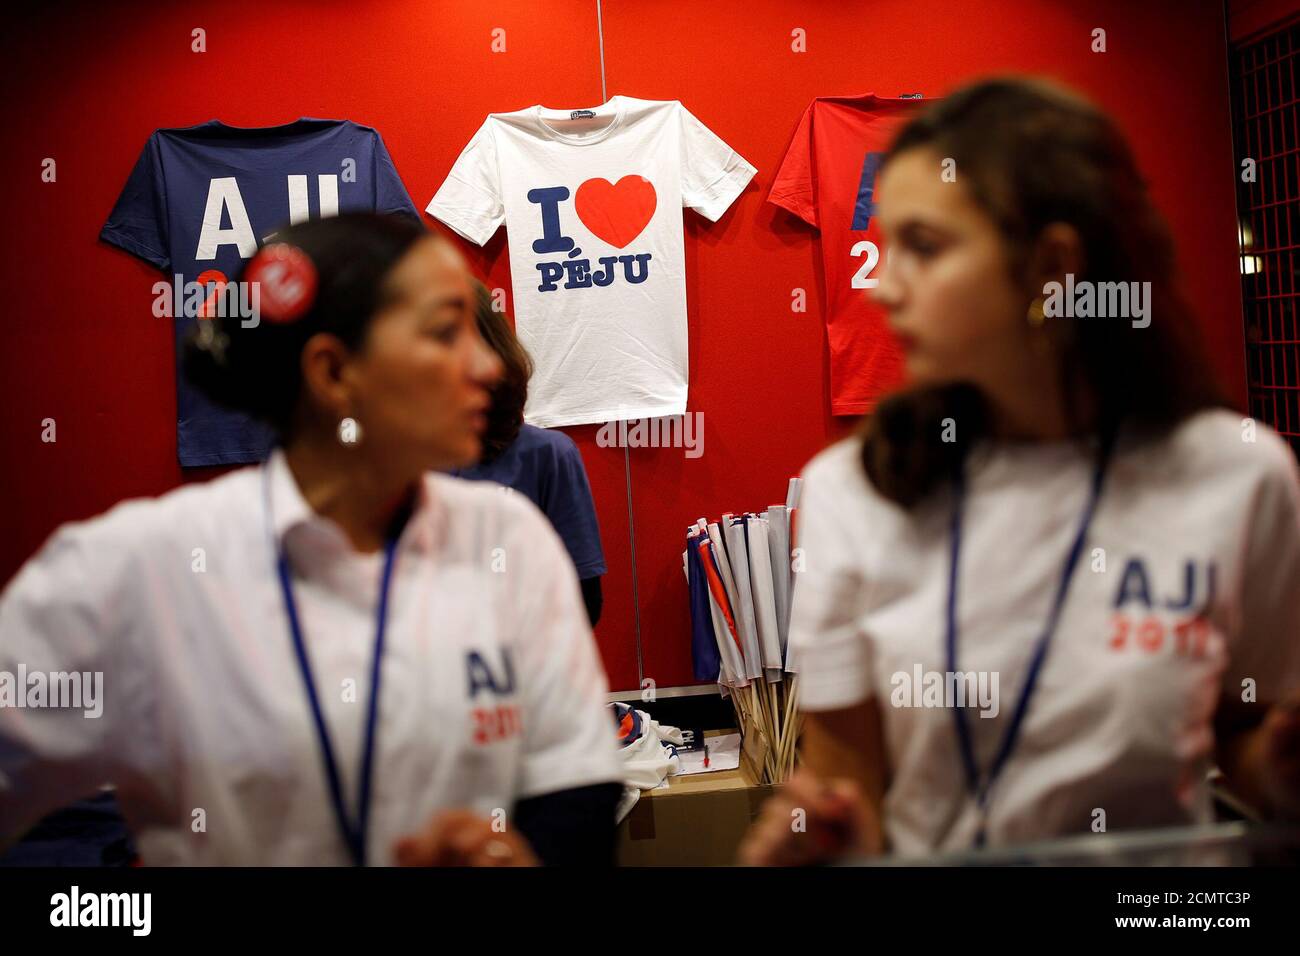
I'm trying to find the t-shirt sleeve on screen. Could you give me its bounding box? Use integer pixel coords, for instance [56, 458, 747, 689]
[510, 505, 620, 799]
[371, 130, 421, 224]
[1223, 435, 1300, 704]
[100, 132, 171, 271]
[767, 101, 818, 227]
[786, 450, 876, 711]
[677, 101, 757, 222]
[0, 518, 155, 846]
[541, 438, 607, 579]
[425, 119, 505, 246]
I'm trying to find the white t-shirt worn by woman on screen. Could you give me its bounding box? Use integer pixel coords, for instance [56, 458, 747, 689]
[788, 410, 1300, 857]
[0, 449, 620, 864]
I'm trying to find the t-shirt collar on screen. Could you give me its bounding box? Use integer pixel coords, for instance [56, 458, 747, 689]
[534, 95, 625, 145]
[263, 446, 438, 555]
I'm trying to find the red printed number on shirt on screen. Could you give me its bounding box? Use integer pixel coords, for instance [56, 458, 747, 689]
[1107, 612, 1210, 658]
[472, 705, 522, 745]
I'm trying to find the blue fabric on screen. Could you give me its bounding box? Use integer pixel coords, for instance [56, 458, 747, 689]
[609, 701, 645, 748]
[0, 792, 135, 867]
[452, 424, 607, 578]
[687, 536, 722, 683]
[100, 118, 421, 467]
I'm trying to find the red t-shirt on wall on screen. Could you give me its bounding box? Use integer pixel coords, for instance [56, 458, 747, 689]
[768, 93, 931, 416]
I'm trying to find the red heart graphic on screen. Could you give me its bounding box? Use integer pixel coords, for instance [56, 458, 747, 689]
[574, 176, 657, 248]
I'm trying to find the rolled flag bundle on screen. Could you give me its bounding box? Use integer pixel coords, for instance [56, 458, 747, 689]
[698, 528, 748, 688]
[685, 527, 722, 683]
[784, 477, 804, 674]
[765, 504, 792, 658]
[705, 521, 741, 624]
[722, 515, 764, 683]
[685, 524, 748, 689]
[743, 514, 784, 679]
[682, 477, 806, 783]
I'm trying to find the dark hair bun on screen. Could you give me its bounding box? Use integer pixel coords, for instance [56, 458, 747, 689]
[182, 212, 428, 435]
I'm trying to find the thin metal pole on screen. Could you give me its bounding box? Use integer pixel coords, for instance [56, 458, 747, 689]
[624, 442, 643, 685]
[596, 0, 643, 684]
[596, 0, 608, 102]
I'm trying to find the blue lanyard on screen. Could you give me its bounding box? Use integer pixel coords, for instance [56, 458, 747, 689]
[945, 431, 1116, 848]
[265, 465, 406, 866]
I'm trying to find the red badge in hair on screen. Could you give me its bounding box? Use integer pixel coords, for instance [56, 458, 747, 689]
[245, 243, 317, 323]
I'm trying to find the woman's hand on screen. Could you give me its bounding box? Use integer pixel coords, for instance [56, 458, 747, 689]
[393, 810, 539, 867]
[738, 769, 877, 866]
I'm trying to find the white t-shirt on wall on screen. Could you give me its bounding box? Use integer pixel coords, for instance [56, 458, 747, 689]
[426, 95, 757, 427]
[787, 410, 1300, 857]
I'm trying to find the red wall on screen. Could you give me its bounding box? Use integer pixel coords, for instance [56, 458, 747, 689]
[1, 0, 1248, 693]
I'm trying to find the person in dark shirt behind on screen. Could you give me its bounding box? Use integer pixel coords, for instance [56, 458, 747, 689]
[451, 280, 608, 627]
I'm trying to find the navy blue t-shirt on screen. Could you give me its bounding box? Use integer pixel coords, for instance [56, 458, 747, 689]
[100, 118, 421, 467]
[452, 425, 607, 579]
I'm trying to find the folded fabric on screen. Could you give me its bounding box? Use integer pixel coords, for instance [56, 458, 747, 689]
[613, 700, 646, 748]
[608, 703, 685, 790]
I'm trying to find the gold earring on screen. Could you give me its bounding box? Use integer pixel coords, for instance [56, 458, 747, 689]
[1027, 297, 1046, 328]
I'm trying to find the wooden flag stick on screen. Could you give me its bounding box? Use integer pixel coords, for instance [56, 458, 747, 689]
[789, 714, 807, 776]
[771, 680, 790, 778]
[775, 677, 800, 779]
[742, 683, 758, 740]
[729, 686, 745, 732]
[767, 681, 784, 769]
[737, 683, 753, 731]
[781, 675, 799, 745]
[782, 683, 797, 779]
[767, 688, 783, 783]
[751, 683, 777, 783]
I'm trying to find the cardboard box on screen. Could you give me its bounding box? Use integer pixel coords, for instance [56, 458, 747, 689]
[616, 735, 776, 866]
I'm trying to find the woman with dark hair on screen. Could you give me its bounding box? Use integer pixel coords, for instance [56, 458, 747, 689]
[450, 280, 608, 627]
[0, 212, 621, 865]
[742, 77, 1300, 863]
